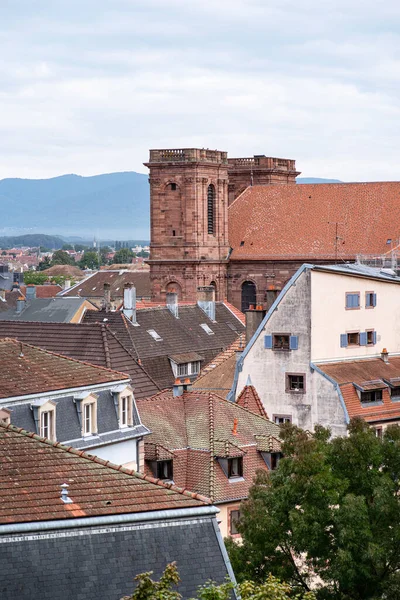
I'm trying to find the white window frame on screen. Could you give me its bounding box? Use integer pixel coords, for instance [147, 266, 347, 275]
[82, 398, 97, 436]
[119, 395, 133, 428]
[37, 401, 57, 441]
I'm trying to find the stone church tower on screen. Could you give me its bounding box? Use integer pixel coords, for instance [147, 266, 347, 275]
[145, 149, 230, 302]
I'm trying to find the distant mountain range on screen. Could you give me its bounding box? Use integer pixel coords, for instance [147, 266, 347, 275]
[0, 172, 342, 240]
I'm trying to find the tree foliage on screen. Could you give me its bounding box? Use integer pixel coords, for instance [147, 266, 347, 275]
[79, 251, 100, 270]
[51, 250, 76, 266]
[120, 563, 313, 600]
[230, 419, 400, 600]
[114, 248, 134, 264]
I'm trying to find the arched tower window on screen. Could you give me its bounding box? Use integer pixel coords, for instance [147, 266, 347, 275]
[241, 281, 257, 313]
[207, 184, 215, 235]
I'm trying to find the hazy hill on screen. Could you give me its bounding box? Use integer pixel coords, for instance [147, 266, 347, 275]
[297, 177, 342, 184]
[0, 171, 149, 239]
[0, 172, 341, 240]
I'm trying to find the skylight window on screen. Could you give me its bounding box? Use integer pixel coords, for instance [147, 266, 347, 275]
[200, 323, 214, 335]
[147, 329, 163, 341]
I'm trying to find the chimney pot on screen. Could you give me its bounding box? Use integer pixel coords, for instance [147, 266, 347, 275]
[381, 348, 389, 363]
[232, 417, 238, 435]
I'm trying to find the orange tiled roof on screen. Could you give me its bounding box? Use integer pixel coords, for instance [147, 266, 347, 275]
[0, 422, 208, 524]
[137, 390, 280, 502]
[0, 338, 128, 399]
[192, 335, 245, 394]
[317, 356, 400, 423]
[236, 384, 269, 418]
[20, 285, 62, 298]
[229, 182, 400, 260]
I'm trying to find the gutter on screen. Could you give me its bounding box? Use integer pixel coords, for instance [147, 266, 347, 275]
[0, 505, 219, 535]
[310, 362, 350, 424]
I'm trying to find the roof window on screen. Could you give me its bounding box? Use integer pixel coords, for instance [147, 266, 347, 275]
[200, 323, 214, 335]
[147, 329, 163, 341]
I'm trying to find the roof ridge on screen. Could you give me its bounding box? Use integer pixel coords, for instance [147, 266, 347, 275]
[100, 323, 112, 369]
[208, 393, 215, 502]
[0, 422, 211, 504]
[236, 384, 269, 419]
[0, 337, 130, 381]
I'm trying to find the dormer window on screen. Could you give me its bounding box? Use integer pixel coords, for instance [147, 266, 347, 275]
[31, 399, 57, 441]
[0, 408, 11, 425]
[228, 457, 243, 479]
[74, 393, 98, 437]
[83, 402, 96, 435]
[149, 459, 173, 481]
[40, 410, 55, 440]
[147, 329, 163, 341]
[119, 395, 133, 428]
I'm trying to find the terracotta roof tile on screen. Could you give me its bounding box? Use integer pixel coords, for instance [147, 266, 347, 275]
[62, 271, 150, 299]
[229, 183, 400, 260]
[236, 385, 269, 418]
[20, 285, 62, 298]
[192, 335, 245, 394]
[0, 338, 128, 399]
[0, 422, 208, 524]
[138, 390, 281, 502]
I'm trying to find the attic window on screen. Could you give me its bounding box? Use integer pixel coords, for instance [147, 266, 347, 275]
[200, 323, 214, 335]
[240, 241, 245, 246]
[147, 329, 163, 341]
[226, 322, 238, 332]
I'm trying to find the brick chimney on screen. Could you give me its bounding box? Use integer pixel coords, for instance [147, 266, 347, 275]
[103, 283, 111, 312]
[245, 305, 266, 344]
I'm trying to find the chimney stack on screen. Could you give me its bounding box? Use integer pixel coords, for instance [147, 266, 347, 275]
[64, 279, 71, 290]
[172, 377, 192, 397]
[381, 348, 389, 364]
[103, 282, 111, 312]
[166, 290, 178, 318]
[197, 286, 216, 321]
[16, 296, 26, 314]
[245, 305, 266, 344]
[123, 283, 137, 323]
[26, 284, 36, 300]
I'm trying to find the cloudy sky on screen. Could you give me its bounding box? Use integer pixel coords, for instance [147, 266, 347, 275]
[2, 0, 400, 181]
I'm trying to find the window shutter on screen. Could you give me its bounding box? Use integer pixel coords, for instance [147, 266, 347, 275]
[373, 331, 377, 345]
[264, 335, 273, 349]
[340, 333, 348, 347]
[365, 294, 371, 308]
[346, 295, 351, 309]
[360, 332, 367, 346]
[373, 293, 377, 307]
[289, 335, 298, 350]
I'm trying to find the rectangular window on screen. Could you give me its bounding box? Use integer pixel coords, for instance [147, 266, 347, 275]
[120, 396, 132, 427]
[191, 361, 200, 374]
[391, 387, 400, 400]
[286, 373, 305, 393]
[40, 411, 54, 440]
[375, 427, 383, 439]
[229, 509, 241, 536]
[346, 292, 360, 309]
[361, 390, 383, 403]
[83, 403, 95, 435]
[365, 292, 377, 308]
[366, 330, 376, 346]
[273, 334, 290, 350]
[156, 460, 173, 481]
[228, 457, 243, 479]
[347, 332, 360, 346]
[178, 363, 189, 377]
[273, 415, 292, 425]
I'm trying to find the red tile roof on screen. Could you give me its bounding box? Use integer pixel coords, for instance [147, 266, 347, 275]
[0, 422, 209, 524]
[236, 385, 269, 418]
[192, 335, 245, 394]
[20, 285, 62, 298]
[137, 390, 281, 502]
[229, 183, 400, 260]
[0, 338, 128, 399]
[317, 356, 400, 423]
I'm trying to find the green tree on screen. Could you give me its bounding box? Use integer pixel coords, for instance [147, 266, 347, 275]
[74, 244, 88, 252]
[113, 248, 134, 264]
[121, 562, 181, 600]
[62, 243, 74, 251]
[51, 250, 75, 266]
[37, 256, 51, 271]
[79, 251, 100, 270]
[230, 420, 400, 600]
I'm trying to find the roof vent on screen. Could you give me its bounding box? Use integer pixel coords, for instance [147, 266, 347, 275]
[60, 483, 73, 504]
[381, 348, 389, 364]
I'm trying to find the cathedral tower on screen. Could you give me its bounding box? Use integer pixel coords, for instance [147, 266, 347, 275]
[145, 148, 230, 302]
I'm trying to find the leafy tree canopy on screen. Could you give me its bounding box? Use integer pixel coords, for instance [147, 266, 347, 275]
[120, 562, 314, 600]
[79, 251, 100, 270]
[62, 243, 74, 251]
[51, 250, 76, 266]
[74, 244, 88, 252]
[229, 419, 400, 600]
[114, 248, 134, 265]
[23, 271, 75, 287]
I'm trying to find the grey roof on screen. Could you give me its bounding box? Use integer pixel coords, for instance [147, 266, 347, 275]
[312, 262, 400, 282]
[0, 297, 91, 322]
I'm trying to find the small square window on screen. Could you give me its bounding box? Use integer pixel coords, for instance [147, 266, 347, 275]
[273, 415, 292, 425]
[346, 292, 360, 309]
[170, 183, 177, 190]
[286, 374, 305, 393]
[391, 387, 400, 400]
[229, 509, 241, 535]
[228, 457, 243, 479]
[273, 334, 290, 350]
[156, 460, 173, 481]
[348, 332, 360, 346]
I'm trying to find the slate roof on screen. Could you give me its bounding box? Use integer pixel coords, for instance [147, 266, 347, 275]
[316, 356, 400, 423]
[0, 338, 128, 400]
[229, 182, 400, 260]
[137, 390, 281, 502]
[0, 321, 159, 399]
[0, 422, 209, 525]
[83, 303, 245, 389]
[60, 270, 151, 299]
[192, 334, 245, 395]
[0, 297, 93, 322]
